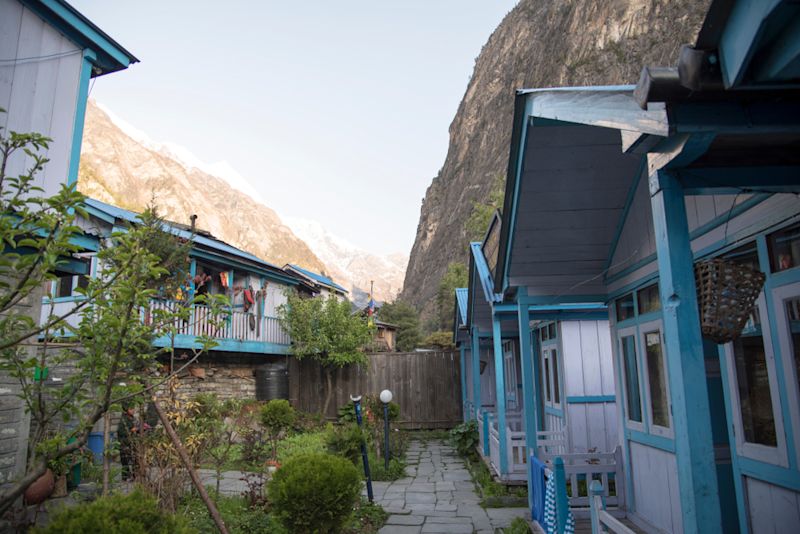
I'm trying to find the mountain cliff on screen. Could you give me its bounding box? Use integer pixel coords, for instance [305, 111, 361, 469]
[400, 0, 710, 322]
[78, 101, 404, 302]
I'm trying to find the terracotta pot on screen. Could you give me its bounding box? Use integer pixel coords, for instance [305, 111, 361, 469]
[52, 474, 68, 498]
[23, 469, 55, 505]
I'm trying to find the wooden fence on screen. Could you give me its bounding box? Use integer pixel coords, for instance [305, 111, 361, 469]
[288, 351, 463, 429]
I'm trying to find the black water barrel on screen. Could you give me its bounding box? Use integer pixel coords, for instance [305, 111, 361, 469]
[255, 361, 289, 401]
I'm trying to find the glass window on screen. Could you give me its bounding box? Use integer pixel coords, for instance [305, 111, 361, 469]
[785, 297, 800, 408]
[768, 222, 800, 273]
[548, 323, 557, 340]
[733, 307, 777, 446]
[616, 294, 635, 322]
[724, 242, 760, 270]
[621, 335, 642, 423]
[543, 355, 552, 403]
[637, 284, 661, 315]
[56, 276, 72, 298]
[551, 349, 560, 404]
[644, 330, 670, 428]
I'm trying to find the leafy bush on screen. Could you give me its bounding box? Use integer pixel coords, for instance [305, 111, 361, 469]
[269, 453, 361, 534]
[35, 488, 195, 534]
[344, 498, 388, 533]
[326, 423, 364, 464]
[276, 430, 328, 463]
[367, 452, 406, 481]
[504, 517, 532, 533]
[449, 420, 479, 457]
[291, 410, 327, 433]
[337, 396, 399, 424]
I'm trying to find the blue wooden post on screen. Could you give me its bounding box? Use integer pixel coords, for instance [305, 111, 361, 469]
[492, 313, 509, 475]
[589, 479, 603, 534]
[554, 457, 568, 534]
[517, 299, 538, 512]
[649, 169, 722, 533]
[472, 328, 481, 420]
[188, 259, 197, 336]
[459, 345, 468, 422]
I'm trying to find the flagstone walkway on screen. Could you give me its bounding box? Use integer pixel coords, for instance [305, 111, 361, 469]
[372, 439, 529, 534]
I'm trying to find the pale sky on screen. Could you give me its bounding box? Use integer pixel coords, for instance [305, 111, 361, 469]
[71, 1, 519, 256]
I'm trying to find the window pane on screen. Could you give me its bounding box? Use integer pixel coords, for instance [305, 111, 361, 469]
[768, 222, 800, 273]
[548, 323, 557, 340]
[644, 330, 670, 428]
[637, 284, 661, 315]
[616, 294, 635, 322]
[551, 349, 560, 404]
[56, 276, 72, 298]
[785, 297, 800, 407]
[733, 308, 777, 446]
[543, 355, 552, 403]
[621, 335, 642, 423]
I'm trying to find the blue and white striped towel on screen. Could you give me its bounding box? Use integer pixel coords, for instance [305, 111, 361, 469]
[544, 472, 575, 534]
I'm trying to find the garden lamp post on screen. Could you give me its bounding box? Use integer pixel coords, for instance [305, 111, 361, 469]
[350, 394, 373, 502]
[379, 389, 393, 470]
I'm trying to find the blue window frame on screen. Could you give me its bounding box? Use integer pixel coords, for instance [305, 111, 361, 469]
[620, 333, 643, 424]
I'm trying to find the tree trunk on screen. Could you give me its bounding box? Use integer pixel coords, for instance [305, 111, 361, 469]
[102, 412, 111, 495]
[322, 367, 334, 417]
[152, 399, 229, 534]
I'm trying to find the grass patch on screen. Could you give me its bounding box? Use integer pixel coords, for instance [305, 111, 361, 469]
[343, 498, 388, 534]
[181, 494, 285, 534]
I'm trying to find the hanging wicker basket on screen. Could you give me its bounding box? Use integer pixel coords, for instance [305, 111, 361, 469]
[694, 259, 766, 344]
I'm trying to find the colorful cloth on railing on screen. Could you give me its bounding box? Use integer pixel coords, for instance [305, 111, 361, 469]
[544, 472, 575, 534]
[530, 455, 547, 525]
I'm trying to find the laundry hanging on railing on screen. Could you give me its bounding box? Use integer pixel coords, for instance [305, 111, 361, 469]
[544, 470, 575, 534]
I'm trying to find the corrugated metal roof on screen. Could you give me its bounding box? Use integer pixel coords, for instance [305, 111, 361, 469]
[285, 264, 348, 294]
[83, 198, 289, 275]
[455, 287, 468, 326]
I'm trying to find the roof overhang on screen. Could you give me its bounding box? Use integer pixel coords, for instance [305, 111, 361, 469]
[20, 0, 139, 76]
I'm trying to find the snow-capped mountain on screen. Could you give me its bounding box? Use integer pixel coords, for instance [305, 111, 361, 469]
[80, 101, 406, 304]
[283, 217, 408, 306]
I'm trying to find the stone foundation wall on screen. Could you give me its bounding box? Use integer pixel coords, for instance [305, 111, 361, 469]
[171, 352, 286, 401]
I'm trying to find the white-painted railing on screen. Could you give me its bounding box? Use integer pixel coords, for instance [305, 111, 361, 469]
[537, 429, 567, 458]
[148, 300, 289, 346]
[590, 480, 635, 534]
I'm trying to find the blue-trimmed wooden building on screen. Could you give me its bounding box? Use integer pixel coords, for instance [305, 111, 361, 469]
[0, 0, 137, 485]
[456, 214, 619, 496]
[43, 198, 309, 398]
[468, 1, 800, 532]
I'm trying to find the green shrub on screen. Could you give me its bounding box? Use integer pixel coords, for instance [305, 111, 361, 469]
[276, 431, 328, 463]
[449, 420, 479, 457]
[367, 452, 406, 481]
[261, 399, 296, 434]
[269, 453, 362, 534]
[337, 396, 399, 424]
[344, 498, 388, 533]
[35, 488, 195, 534]
[504, 517, 532, 533]
[326, 423, 364, 464]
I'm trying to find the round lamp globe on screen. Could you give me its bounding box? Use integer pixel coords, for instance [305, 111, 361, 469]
[379, 389, 393, 404]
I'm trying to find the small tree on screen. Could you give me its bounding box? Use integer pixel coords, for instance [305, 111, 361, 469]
[465, 173, 505, 242]
[278, 292, 372, 415]
[435, 262, 468, 332]
[0, 115, 226, 514]
[377, 300, 421, 351]
[260, 399, 295, 461]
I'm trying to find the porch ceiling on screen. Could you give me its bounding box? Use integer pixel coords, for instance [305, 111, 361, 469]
[508, 123, 644, 298]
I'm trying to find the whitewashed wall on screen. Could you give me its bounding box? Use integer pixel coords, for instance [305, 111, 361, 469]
[264, 282, 288, 317]
[0, 0, 83, 197]
[629, 442, 683, 534]
[561, 320, 618, 453]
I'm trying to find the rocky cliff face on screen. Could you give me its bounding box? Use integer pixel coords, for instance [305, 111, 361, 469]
[401, 0, 710, 321]
[79, 100, 326, 273]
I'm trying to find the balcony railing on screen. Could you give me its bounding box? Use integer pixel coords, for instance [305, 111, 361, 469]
[42, 297, 290, 348]
[481, 409, 528, 481]
[148, 300, 290, 346]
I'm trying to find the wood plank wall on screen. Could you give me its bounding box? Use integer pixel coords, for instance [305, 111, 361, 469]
[288, 351, 463, 429]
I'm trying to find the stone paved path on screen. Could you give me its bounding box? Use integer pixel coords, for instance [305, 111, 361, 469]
[371, 439, 529, 534]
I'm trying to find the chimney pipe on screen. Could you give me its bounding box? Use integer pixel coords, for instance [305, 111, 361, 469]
[190, 214, 197, 233]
